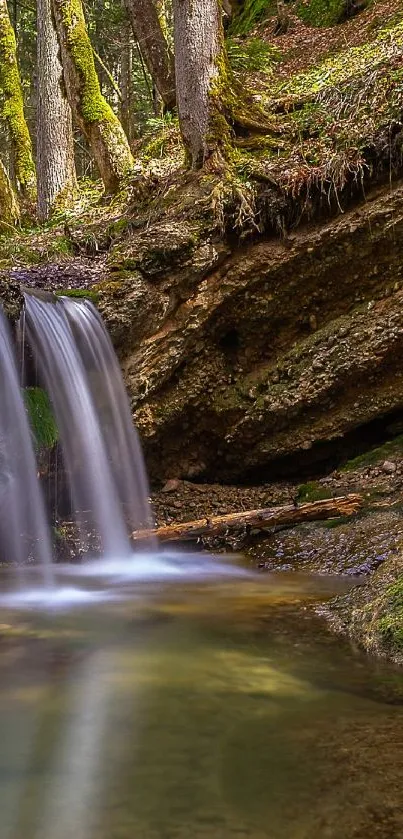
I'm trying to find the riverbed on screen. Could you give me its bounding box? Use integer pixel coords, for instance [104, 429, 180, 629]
[0, 568, 402, 839]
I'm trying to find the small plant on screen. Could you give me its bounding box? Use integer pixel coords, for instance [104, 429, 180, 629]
[227, 37, 280, 74]
[23, 387, 58, 450]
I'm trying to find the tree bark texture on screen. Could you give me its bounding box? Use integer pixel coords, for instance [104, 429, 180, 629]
[120, 19, 134, 144]
[132, 496, 364, 543]
[0, 157, 19, 225]
[52, 0, 134, 193]
[0, 0, 36, 198]
[123, 0, 176, 112]
[37, 0, 77, 220]
[173, 0, 231, 168]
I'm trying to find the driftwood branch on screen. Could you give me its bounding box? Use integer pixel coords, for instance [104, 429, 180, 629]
[132, 494, 363, 543]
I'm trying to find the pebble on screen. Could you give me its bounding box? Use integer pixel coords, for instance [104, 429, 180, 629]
[382, 460, 397, 474]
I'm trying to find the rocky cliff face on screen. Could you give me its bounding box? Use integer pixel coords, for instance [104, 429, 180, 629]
[97, 181, 403, 483]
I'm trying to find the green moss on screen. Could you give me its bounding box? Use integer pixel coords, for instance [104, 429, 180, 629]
[58, 0, 112, 123]
[297, 481, 333, 502]
[24, 387, 58, 450]
[55, 288, 99, 302]
[377, 578, 403, 651]
[341, 435, 403, 472]
[0, 1, 36, 198]
[296, 0, 346, 27]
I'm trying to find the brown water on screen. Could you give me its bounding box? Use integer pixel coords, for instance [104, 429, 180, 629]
[0, 571, 403, 839]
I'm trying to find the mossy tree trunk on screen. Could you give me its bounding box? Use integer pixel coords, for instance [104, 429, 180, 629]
[37, 0, 77, 220]
[123, 0, 176, 112]
[0, 158, 19, 226]
[0, 0, 36, 199]
[51, 0, 135, 193]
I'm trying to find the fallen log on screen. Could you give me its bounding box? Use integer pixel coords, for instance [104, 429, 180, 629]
[132, 494, 363, 543]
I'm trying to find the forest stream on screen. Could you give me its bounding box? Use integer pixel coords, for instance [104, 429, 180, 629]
[2, 0, 403, 834]
[0, 566, 402, 839]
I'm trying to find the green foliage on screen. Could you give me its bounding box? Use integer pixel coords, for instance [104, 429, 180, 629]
[297, 481, 333, 502]
[229, 0, 275, 36]
[23, 387, 58, 450]
[227, 37, 280, 73]
[377, 579, 403, 651]
[296, 0, 346, 27]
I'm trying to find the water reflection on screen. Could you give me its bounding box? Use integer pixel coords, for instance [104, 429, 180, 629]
[0, 574, 402, 839]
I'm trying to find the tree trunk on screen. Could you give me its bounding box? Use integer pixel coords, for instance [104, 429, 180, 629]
[37, 0, 77, 221]
[123, 0, 176, 112]
[0, 0, 36, 199]
[173, 0, 231, 168]
[131, 495, 364, 543]
[0, 157, 19, 226]
[51, 0, 134, 193]
[173, 0, 277, 169]
[120, 19, 134, 144]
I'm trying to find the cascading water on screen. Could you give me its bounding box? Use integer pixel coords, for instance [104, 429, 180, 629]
[0, 292, 248, 609]
[24, 294, 153, 560]
[0, 305, 54, 586]
[60, 297, 154, 535]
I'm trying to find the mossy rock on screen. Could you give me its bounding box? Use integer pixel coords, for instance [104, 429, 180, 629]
[0, 275, 23, 320]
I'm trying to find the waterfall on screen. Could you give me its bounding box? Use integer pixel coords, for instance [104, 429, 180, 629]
[61, 297, 154, 535]
[0, 305, 54, 584]
[24, 294, 155, 559]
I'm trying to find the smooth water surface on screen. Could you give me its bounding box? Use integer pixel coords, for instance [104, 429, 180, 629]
[0, 572, 402, 839]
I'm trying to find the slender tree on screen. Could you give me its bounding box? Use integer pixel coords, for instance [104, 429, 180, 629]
[0, 158, 19, 225]
[120, 18, 134, 144]
[51, 0, 134, 193]
[123, 0, 176, 112]
[37, 0, 77, 220]
[0, 0, 36, 198]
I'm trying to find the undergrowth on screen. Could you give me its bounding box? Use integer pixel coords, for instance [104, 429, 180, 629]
[377, 578, 403, 650]
[229, 0, 276, 36]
